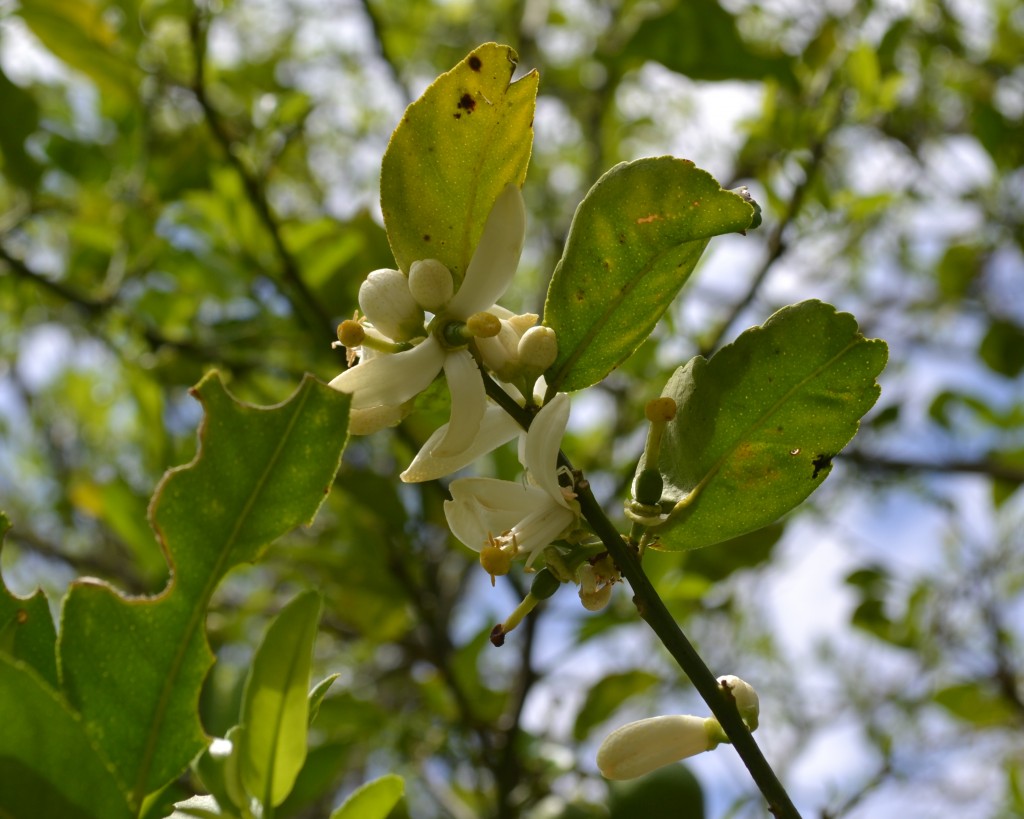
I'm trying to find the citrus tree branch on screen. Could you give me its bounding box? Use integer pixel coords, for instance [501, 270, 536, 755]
[482, 375, 802, 818]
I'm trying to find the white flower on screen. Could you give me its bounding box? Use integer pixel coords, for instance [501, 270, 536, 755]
[443, 393, 578, 567]
[596, 715, 718, 781]
[330, 184, 526, 456]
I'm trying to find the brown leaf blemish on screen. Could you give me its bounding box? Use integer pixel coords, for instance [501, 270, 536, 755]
[637, 213, 662, 224]
[457, 93, 476, 113]
[16, 609, 28, 624]
[468, 54, 482, 71]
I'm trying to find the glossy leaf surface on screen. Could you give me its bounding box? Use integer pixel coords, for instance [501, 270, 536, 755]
[380, 43, 537, 285]
[543, 158, 756, 393]
[645, 301, 887, 550]
[239, 590, 322, 808]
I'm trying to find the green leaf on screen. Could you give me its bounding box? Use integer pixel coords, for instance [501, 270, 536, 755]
[330, 774, 405, 819]
[620, 0, 794, 86]
[239, 590, 322, 809]
[573, 670, 660, 741]
[934, 682, 1020, 728]
[0, 513, 58, 687]
[645, 301, 887, 550]
[17, 0, 140, 106]
[609, 764, 705, 819]
[543, 158, 756, 393]
[58, 373, 351, 810]
[380, 43, 538, 285]
[308, 673, 341, 725]
[0, 67, 42, 189]
[979, 319, 1024, 377]
[0, 654, 133, 819]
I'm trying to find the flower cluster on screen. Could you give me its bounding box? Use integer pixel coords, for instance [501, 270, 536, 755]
[330, 185, 610, 611]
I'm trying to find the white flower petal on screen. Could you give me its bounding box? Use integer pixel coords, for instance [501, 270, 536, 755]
[597, 715, 712, 781]
[329, 337, 444, 409]
[401, 403, 520, 482]
[348, 404, 412, 435]
[358, 268, 424, 342]
[447, 185, 526, 318]
[514, 504, 577, 565]
[430, 349, 486, 458]
[445, 478, 550, 551]
[522, 393, 571, 506]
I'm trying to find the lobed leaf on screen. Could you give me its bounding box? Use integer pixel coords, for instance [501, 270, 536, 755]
[58, 373, 350, 809]
[643, 300, 887, 550]
[543, 157, 756, 394]
[0, 654, 132, 819]
[380, 43, 537, 286]
[0, 513, 58, 687]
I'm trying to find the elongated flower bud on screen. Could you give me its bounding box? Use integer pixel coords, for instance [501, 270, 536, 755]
[358, 269, 424, 342]
[597, 715, 716, 780]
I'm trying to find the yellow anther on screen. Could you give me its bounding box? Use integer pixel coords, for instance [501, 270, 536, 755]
[337, 320, 365, 348]
[467, 311, 502, 338]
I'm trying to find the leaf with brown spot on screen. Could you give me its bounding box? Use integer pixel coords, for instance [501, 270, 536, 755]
[380, 43, 538, 287]
[542, 157, 757, 394]
[639, 301, 887, 550]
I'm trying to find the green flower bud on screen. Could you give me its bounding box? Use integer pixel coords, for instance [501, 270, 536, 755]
[633, 467, 664, 506]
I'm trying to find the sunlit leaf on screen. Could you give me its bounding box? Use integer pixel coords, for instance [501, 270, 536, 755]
[380, 43, 538, 286]
[543, 158, 756, 393]
[58, 374, 350, 809]
[645, 301, 887, 550]
[329, 773, 405, 819]
[239, 590, 322, 808]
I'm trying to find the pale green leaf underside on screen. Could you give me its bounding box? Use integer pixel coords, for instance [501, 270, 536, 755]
[58, 374, 351, 809]
[330, 774, 405, 819]
[543, 157, 756, 393]
[646, 300, 887, 550]
[0, 655, 133, 819]
[380, 43, 537, 285]
[240, 590, 322, 808]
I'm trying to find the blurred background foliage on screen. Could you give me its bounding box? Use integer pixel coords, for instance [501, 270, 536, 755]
[1, 0, 1022, 816]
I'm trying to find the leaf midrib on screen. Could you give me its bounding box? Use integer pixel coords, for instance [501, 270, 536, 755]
[669, 335, 868, 514]
[131, 383, 314, 812]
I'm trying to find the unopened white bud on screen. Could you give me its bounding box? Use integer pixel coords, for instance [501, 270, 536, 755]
[597, 715, 715, 780]
[408, 259, 454, 312]
[358, 269, 424, 342]
[517, 325, 558, 373]
[718, 675, 759, 731]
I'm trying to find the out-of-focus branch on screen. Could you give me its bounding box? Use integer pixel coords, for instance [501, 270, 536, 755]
[842, 450, 1024, 484]
[189, 10, 335, 341]
[7, 527, 148, 594]
[0, 243, 113, 315]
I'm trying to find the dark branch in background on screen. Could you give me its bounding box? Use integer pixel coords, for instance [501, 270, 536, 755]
[484, 376, 803, 819]
[355, 0, 411, 104]
[7, 526, 148, 594]
[842, 450, 1024, 484]
[0, 243, 113, 315]
[188, 10, 335, 342]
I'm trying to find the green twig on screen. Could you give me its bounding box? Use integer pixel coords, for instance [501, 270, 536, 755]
[482, 376, 802, 818]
